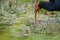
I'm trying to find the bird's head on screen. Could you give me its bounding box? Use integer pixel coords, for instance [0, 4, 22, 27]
[35, 2, 41, 13]
[35, 2, 46, 13]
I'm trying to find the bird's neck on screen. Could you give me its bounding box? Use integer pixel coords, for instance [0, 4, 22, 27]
[39, 2, 48, 9]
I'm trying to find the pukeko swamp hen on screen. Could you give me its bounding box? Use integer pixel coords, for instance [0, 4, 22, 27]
[34, 0, 60, 25]
[35, 0, 60, 14]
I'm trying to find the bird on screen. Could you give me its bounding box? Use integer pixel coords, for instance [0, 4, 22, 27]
[35, 0, 60, 14]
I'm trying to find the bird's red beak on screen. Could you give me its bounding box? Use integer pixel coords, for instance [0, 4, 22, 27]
[35, 2, 40, 13]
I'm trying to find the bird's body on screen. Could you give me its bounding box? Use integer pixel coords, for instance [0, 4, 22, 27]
[35, 0, 60, 13]
[49, 0, 55, 2]
[46, 0, 60, 11]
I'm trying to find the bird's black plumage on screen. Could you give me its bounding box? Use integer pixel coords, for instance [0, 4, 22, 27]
[49, 0, 55, 2]
[39, 0, 60, 11]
